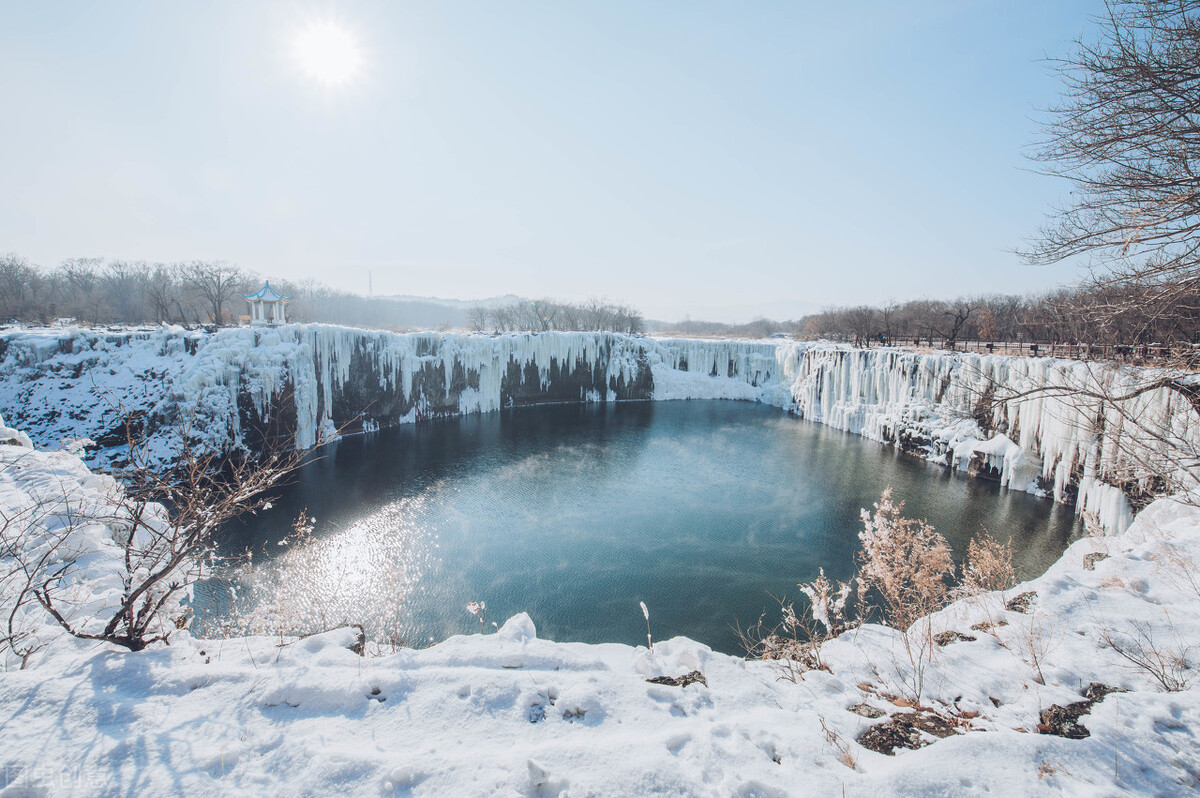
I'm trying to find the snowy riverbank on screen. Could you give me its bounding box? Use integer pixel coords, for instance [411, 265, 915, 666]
[4, 325, 1198, 534]
[1, 416, 1199, 795]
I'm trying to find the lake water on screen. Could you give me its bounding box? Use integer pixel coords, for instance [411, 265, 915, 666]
[201, 400, 1081, 655]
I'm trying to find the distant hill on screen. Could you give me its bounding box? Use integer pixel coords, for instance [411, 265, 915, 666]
[377, 294, 526, 310]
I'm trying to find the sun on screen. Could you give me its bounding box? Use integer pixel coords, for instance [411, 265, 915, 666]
[292, 21, 363, 87]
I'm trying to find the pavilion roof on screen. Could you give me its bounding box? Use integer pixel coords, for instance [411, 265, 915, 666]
[243, 281, 291, 302]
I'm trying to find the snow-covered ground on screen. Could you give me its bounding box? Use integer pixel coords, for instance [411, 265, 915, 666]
[2, 415, 1199, 796]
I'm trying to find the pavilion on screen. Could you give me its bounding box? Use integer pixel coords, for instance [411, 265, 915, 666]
[243, 282, 290, 326]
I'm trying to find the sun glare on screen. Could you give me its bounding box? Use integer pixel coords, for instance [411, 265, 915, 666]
[292, 21, 363, 87]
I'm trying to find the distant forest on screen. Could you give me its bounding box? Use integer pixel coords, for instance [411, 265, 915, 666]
[793, 283, 1200, 347]
[3, 252, 1193, 346]
[0, 254, 643, 334]
[649, 285, 1199, 347]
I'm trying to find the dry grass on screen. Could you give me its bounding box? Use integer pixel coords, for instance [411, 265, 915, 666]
[1098, 616, 1196, 692]
[957, 530, 1016, 598]
[857, 489, 955, 703]
[818, 717, 858, 770]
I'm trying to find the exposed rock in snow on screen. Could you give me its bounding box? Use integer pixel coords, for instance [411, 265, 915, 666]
[0, 413, 32, 448]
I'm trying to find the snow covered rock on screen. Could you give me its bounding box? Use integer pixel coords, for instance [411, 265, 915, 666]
[3, 326, 1197, 534]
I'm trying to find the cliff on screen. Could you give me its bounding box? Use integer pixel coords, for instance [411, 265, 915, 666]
[3, 324, 1197, 532]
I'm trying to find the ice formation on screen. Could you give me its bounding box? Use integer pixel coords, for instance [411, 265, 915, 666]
[3, 324, 1197, 533]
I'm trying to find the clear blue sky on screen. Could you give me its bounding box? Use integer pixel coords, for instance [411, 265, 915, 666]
[0, 1, 1099, 322]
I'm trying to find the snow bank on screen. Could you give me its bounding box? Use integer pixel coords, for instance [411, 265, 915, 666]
[1, 432, 1199, 795]
[0, 419, 183, 668]
[0, 416, 31, 448]
[3, 327, 1198, 532]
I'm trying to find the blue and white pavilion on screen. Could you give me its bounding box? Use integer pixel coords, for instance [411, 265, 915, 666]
[243, 282, 290, 326]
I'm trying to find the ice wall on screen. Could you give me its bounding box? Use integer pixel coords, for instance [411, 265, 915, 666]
[0, 325, 655, 461]
[3, 325, 1196, 533]
[769, 345, 1200, 533]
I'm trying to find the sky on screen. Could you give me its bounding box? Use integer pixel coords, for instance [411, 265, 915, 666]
[0, 0, 1101, 322]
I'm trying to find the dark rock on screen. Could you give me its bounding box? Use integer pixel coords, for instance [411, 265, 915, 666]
[971, 620, 1008, 632]
[1006, 591, 1038, 613]
[646, 671, 708, 688]
[857, 718, 925, 755]
[1038, 702, 1093, 739]
[933, 630, 977, 647]
[94, 410, 145, 448]
[903, 711, 959, 739]
[1037, 683, 1128, 738]
[967, 452, 1003, 482]
[1084, 683, 1127, 703]
[856, 712, 959, 756]
[1083, 552, 1110, 571]
[350, 625, 366, 657]
[848, 703, 886, 719]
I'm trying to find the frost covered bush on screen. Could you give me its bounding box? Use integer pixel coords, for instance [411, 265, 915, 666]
[857, 489, 955, 631]
[856, 489, 955, 702]
[799, 568, 854, 636]
[467, 601, 487, 634]
[740, 569, 854, 681]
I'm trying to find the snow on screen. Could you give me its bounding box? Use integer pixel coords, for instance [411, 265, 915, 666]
[0, 413, 32, 449]
[2, 417, 1200, 795]
[3, 326, 1198, 533]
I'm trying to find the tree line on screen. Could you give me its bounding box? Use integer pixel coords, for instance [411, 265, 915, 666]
[0, 254, 644, 334]
[795, 283, 1200, 347]
[0, 255, 263, 327]
[468, 298, 644, 335]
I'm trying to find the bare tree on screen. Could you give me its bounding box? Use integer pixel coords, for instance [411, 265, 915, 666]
[181, 260, 248, 326]
[52, 257, 107, 323]
[879, 301, 899, 344]
[938, 301, 975, 350]
[845, 305, 878, 346]
[29, 424, 313, 652]
[1, 500, 68, 668]
[144, 264, 178, 324]
[102, 260, 151, 324]
[1025, 0, 1200, 343]
[468, 305, 489, 332]
[0, 253, 40, 321]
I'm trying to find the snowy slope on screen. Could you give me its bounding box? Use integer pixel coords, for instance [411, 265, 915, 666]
[1, 424, 1198, 796]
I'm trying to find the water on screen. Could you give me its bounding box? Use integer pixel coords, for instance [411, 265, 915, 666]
[202, 401, 1081, 654]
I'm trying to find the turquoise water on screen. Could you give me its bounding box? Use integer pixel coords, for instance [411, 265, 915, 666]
[206, 401, 1080, 655]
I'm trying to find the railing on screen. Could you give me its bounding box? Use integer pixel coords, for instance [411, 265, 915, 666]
[896, 338, 1195, 365]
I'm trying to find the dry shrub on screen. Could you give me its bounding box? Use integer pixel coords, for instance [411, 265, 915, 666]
[857, 489, 955, 630]
[959, 530, 1016, 597]
[1007, 610, 1058, 685]
[857, 489, 955, 702]
[819, 717, 857, 770]
[954, 529, 1017, 643]
[739, 569, 854, 682]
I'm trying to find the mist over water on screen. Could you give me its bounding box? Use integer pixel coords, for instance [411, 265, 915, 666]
[202, 401, 1081, 655]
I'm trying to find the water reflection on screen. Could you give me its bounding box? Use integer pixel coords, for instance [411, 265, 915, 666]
[198, 401, 1082, 654]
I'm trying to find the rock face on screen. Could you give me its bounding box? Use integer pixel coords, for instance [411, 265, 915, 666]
[3, 324, 1196, 533]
